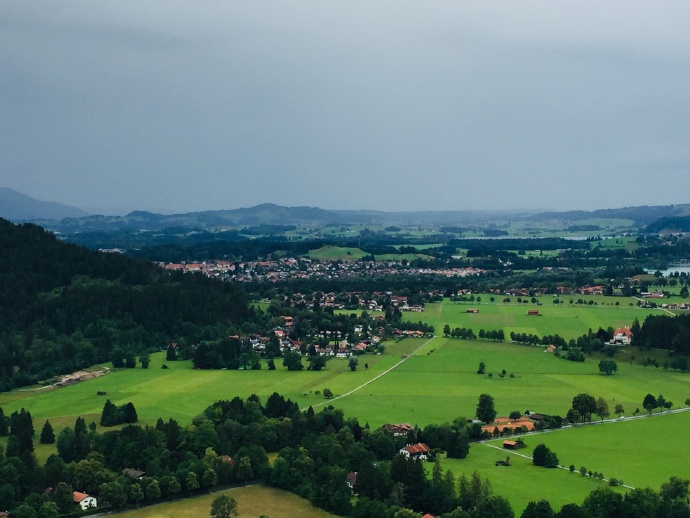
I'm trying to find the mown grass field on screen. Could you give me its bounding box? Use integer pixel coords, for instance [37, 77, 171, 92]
[326, 336, 690, 426]
[307, 244, 433, 262]
[496, 410, 690, 491]
[116, 485, 335, 518]
[441, 444, 626, 514]
[410, 296, 666, 341]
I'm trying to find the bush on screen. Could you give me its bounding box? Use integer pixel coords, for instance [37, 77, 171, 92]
[323, 388, 333, 399]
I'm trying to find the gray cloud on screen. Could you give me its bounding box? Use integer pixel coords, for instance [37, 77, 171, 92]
[1, 1, 689, 214]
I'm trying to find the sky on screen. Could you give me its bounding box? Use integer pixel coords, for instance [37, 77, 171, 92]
[1, 1, 690, 215]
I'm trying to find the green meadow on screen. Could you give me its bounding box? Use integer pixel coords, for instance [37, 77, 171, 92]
[499, 411, 690, 491]
[324, 336, 690, 426]
[117, 485, 336, 518]
[2, 298, 689, 510]
[441, 444, 626, 513]
[405, 296, 665, 341]
[307, 244, 433, 262]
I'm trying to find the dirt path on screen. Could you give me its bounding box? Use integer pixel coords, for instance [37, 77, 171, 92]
[305, 336, 438, 410]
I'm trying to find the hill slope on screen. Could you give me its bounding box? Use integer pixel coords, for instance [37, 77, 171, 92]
[0, 218, 251, 391]
[0, 187, 88, 221]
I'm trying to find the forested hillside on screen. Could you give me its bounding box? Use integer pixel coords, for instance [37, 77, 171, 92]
[0, 219, 253, 390]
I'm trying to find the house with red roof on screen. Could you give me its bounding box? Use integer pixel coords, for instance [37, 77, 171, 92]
[612, 326, 633, 345]
[399, 443, 431, 460]
[73, 491, 97, 510]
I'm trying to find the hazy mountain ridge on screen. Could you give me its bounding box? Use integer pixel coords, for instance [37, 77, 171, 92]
[527, 205, 690, 226]
[0, 187, 88, 221]
[4, 187, 688, 232]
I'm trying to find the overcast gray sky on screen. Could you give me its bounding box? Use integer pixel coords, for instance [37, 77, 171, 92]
[1, 1, 689, 215]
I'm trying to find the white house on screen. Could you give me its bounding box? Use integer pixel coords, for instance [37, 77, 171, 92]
[612, 326, 633, 346]
[73, 491, 97, 510]
[399, 443, 431, 460]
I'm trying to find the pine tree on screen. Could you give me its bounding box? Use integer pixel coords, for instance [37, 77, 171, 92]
[122, 402, 138, 423]
[166, 343, 178, 361]
[40, 420, 55, 444]
[100, 399, 118, 426]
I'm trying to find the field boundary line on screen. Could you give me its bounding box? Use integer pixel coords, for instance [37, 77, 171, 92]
[479, 407, 690, 490]
[304, 336, 438, 410]
[480, 442, 636, 490]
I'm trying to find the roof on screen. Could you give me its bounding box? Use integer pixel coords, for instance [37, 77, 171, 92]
[346, 471, 357, 486]
[122, 468, 145, 479]
[73, 491, 90, 503]
[219, 455, 236, 466]
[614, 326, 633, 336]
[402, 443, 431, 455]
[503, 440, 518, 447]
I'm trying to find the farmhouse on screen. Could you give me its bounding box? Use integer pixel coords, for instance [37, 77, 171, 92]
[73, 491, 97, 510]
[467, 308, 479, 313]
[122, 468, 145, 480]
[400, 443, 431, 460]
[384, 423, 413, 436]
[346, 471, 357, 490]
[502, 440, 519, 450]
[612, 326, 633, 346]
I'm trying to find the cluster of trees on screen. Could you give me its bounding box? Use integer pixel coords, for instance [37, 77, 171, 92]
[0, 392, 473, 517]
[100, 400, 138, 427]
[518, 480, 690, 518]
[444, 326, 477, 340]
[532, 444, 559, 468]
[510, 332, 568, 349]
[2, 391, 690, 517]
[634, 314, 690, 354]
[642, 393, 674, 414]
[0, 219, 256, 391]
[567, 393, 614, 423]
[443, 325, 506, 342]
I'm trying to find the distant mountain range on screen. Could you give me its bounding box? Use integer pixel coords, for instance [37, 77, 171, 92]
[2, 187, 690, 233]
[0, 187, 88, 221]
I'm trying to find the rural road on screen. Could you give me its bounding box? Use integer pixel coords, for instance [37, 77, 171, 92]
[305, 336, 438, 410]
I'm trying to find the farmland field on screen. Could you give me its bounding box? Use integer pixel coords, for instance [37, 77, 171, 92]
[2, 299, 689, 510]
[408, 296, 666, 341]
[116, 485, 336, 518]
[442, 443, 627, 513]
[495, 410, 690, 491]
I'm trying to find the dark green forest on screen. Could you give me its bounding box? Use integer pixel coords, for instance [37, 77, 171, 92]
[0, 219, 254, 390]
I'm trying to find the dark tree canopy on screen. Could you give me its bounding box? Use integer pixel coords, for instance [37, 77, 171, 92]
[476, 394, 497, 424]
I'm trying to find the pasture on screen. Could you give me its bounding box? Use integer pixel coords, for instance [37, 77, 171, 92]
[497, 410, 690, 491]
[410, 296, 666, 341]
[116, 485, 335, 518]
[2, 297, 689, 510]
[441, 444, 626, 513]
[322, 336, 690, 426]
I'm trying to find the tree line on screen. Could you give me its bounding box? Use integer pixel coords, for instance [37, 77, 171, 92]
[1, 393, 688, 517]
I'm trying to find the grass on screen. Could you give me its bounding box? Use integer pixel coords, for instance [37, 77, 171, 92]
[115, 485, 335, 518]
[307, 245, 367, 261]
[408, 296, 664, 341]
[502, 410, 690, 490]
[325, 337, 690, 426]
[441, 445, 624, 513]
[3, 299, 690, 510]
